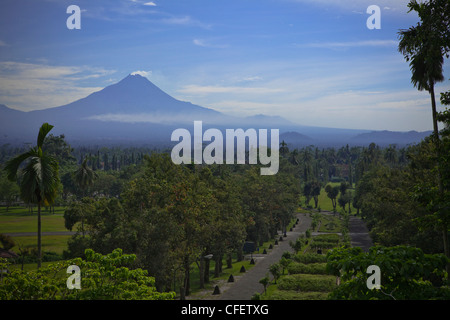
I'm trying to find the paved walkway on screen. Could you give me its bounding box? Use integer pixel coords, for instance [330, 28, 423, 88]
[218, 212, 312, 300]
[210, 212, 372, 300]
[348, 215, 373, 252]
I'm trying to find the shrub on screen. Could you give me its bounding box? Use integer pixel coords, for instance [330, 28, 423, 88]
[287, 262, 329, 275]
[294, 253, 327, 264]
[313, 233, 341, 243]
[305, 229, 311, 238]
[0, 248, 176, 300]
[269, 290, 329, 300]
[309, 240, 337, 249]
[277, 274, 336, 292]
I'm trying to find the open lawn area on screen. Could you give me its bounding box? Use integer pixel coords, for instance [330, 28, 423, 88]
[0, 206, 70, 255]
[299, 183, 355, 213]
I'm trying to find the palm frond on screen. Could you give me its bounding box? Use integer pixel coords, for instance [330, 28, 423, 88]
[37, 123, 54, 149]
[3, 148, 39, 181]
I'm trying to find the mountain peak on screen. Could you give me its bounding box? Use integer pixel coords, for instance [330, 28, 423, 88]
[96, 72, 171, 102]
[117, 72, 152, 86]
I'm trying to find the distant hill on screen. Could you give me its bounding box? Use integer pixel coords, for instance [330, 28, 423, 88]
[280, 131, 314, 148]
[351, 130, 432, 147]
[0, 74, 432, 148]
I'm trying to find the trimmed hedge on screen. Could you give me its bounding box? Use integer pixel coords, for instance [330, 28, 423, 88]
[287, 262, 329, 275]
[293, 253, 327, 264]
[277, 274, 336, 292]
[269, 290, 329, 300]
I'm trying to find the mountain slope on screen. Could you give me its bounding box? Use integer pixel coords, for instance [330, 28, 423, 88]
[351, 130, 432, 146]
[280, 131, 314, 147]
[29, 74, 223, 122]
[0, 74, 432, 147]
[0, 74, 228, 145]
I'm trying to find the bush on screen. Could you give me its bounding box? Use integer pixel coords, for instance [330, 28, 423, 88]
[0, 248, 176, 300]
[277, 274, 336, 292]
[269, 290, 329, 300]
[294, 253, 327, 264]
[305, 229, 311, 238]
[313, 233, 341, 243]
[309, 240, 337, 249]
[17, 250, 63, 264]
[287, 262, 329, 275]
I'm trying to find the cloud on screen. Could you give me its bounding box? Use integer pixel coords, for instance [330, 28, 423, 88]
[239, 76, 263, 82]
[178, 84, 285, 95]
[290, 0, 410, 13]
[131, 70, 152, 78]
[85, 112, 225, 124]
[301, 40, 398, 49]
[130, 0, 156, 4]
[0, 40, 8, 47]
[161, 15, 212, 29]
[0, 61, 114, 111]
[193, 39, 228, 49]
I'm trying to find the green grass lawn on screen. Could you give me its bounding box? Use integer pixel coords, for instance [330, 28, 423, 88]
[300, 183, 355, 213]
[9, 235, 72, 254]
[0, 206, 67, 233]
[0, 206, 70, 256]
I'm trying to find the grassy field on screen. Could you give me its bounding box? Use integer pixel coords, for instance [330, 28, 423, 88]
[0, 206, 70, 255]
[299, 182, 355, 213]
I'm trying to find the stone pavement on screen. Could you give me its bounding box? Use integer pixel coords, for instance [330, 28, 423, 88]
[210, 211, 372, 300]
[217, 212, 312, 300]
[348, 215, 373, 252]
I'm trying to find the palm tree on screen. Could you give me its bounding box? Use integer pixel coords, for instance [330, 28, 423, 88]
[398, 0, 446, 148]
[398, 0, 450, 267]
[74, 156, 97, 197]
[4, 123, 60, 269]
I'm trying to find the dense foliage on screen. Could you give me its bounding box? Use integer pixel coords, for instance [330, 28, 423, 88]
[327, 245, 450, 300]
[0, 248, 175, 300]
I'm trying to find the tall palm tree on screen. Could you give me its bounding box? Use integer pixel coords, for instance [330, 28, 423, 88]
[4, 123, 60, 269]
[74, 156, 97, 197]
[398, 0, 450, 266]
[398, 0, 446, 148]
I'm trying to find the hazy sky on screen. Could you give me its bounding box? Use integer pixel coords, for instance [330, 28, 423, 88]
[0, 0, 449, 131]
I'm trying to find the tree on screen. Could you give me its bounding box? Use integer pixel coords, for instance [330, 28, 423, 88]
[269, 263, 281, 284]
[325, 184, 339, 212]
[3, 123, 60, 268]
[398, 0, 449, 148]
[259, 276, 270, 295]
[0, 234, 15, 251]
[42, 134, 76, 167]
[327, 245, 450, 300]
[398, 0, 450, 262]
[73, 156, 98, 197]
[0, 170, 19, 211]
[279, 140, 289, 156]
[0, 248, 176, 300]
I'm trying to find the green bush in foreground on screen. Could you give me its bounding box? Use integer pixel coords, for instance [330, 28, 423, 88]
[0, 248, 175, 300]
[326, 245, 450, 300]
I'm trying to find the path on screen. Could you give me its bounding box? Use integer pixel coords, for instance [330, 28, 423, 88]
[217, 212, 312, 300]
[348, 215, 373, 252]
[208, 211, 372, 300]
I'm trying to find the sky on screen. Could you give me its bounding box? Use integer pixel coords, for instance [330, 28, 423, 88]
[0, 0, 449, 132]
